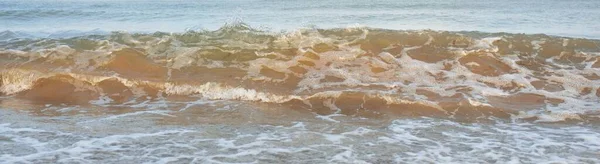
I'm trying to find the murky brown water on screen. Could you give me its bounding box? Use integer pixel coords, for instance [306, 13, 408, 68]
[2, 26, 600, 163]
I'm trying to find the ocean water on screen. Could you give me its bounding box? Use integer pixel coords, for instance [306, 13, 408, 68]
[1, 0, 600, 163]
[2, 0, 600, 38]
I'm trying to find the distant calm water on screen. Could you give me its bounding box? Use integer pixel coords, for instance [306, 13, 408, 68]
[1, 0, 600, 38]
[1, 1, 600, 163]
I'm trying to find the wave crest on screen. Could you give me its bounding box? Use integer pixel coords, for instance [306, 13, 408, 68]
[1, 25, 600, 122]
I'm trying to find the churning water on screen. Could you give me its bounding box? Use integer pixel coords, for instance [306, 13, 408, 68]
[1, 0, 600, 163]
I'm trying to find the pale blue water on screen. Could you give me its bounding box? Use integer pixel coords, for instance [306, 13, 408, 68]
[1, 0, 600, 38]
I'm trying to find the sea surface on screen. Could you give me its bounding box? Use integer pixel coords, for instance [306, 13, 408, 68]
[1, 0, 600, 163]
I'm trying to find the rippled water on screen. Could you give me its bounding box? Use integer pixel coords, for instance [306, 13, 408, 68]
[1, 0, 600, 38]
[2, 108, 600, 163]
[1, 0, 600, 163]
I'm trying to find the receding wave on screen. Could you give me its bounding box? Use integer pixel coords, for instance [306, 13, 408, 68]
[1, 23, 600, 122]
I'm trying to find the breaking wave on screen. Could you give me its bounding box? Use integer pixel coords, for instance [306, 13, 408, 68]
[2, 23, 600, 123]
